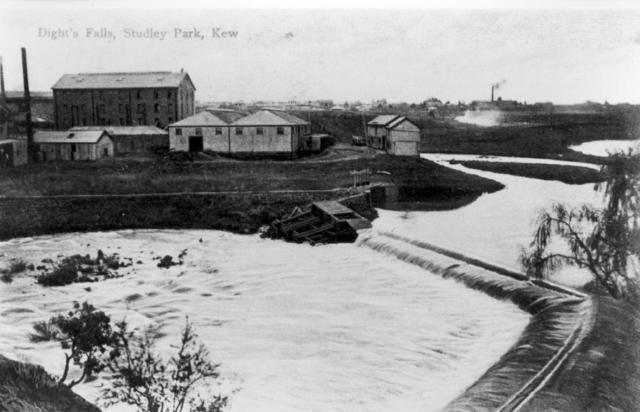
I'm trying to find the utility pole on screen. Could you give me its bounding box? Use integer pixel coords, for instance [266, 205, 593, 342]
[21, 47, 33, 161]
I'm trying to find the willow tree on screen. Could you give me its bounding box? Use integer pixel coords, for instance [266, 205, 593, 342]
[520, 150, 639, 298]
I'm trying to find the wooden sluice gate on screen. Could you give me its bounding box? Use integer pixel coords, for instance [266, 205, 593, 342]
[267, 200, 372, 245]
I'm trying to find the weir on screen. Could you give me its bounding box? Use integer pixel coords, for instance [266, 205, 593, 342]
[358, 231, 594, 412]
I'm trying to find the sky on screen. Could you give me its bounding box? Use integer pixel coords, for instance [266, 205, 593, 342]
[1, 3, 640, 104]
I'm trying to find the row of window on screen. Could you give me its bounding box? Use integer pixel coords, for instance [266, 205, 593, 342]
[175, 126, 287, 136]
[59, 89, 176, 100]
[63, 116, 173, 127]
[63, 103, 175, 114]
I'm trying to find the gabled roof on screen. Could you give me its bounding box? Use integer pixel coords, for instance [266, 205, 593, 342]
[271, 110, 309, 125]
[368, 115, 400, 126]
[387, 116, 420, 130]
[34, 130, 110, 144]
[69, 126, 167, 135]
[169, 111, 231, 127]
[204, 109, 246, 124]
[52, 71, 195, 90]
[232, 110, 309, 126]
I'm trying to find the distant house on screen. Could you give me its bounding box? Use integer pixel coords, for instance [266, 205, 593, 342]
[169, 109, 310, 158]
[34, 130, 114, 161]
[69, 125, 168, 155]
[52, 71, 196, 129]
[366, 115, 420, 156]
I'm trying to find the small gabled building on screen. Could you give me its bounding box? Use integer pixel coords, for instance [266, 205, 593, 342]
[69, 125, 168, 155]
[34, 130, 114, 161]
[366, 114, 420, 156]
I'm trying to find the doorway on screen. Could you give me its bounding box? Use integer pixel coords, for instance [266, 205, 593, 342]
[189, 135, 203, 152]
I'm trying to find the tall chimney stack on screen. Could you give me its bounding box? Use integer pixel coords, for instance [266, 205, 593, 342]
[21, 47, 33, 161]
[0, 56, 6, 140]
[491, 85, 494, 102]
[0, 56, 5, 99]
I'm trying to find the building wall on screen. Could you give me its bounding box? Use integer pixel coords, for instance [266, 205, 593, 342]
[37, 136, 113, 161]
[388, 121, 420, 156]
[169, 124, 303, 157]
[0, 140, 28, 167]
[112, 133, 169, 154]
[95, 136, 114, 159]
[367, 125, 387, 149]
[54, 85, 195, 130]
[230, 126, 294, 155]
[176, 79, 196, 121]
[169, 126, 228, 152]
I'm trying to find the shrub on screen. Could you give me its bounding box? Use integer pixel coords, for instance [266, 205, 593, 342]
[1, 258, 29, 283]
[9, 259, 28, 274]
[157, 255, 178, 268]
[1, 271, 14, 283]
[36, 251, 129, 287]
[37, 261, 79, 286]
[49, 301, 114, 387]
[103, 318, 227, 412]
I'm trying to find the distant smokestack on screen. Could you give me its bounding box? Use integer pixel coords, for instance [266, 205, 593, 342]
[491, 79, 506, 102]
[22, 47, 33, 161]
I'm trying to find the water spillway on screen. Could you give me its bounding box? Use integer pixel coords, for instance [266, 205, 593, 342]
[358, 231, 593, 411]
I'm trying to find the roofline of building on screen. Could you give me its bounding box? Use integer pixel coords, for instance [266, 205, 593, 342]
[51, 71, 196, 91]
[51, 85, 184, 90]
[169, 123, 307, 128]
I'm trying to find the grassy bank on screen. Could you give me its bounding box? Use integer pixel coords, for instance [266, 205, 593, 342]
[0, 154, 504, 239]
[0, 154, 502, 197]
[0, 355, 99, 412]
[451, 160, 605, 184]
[0, 192, 346, 241]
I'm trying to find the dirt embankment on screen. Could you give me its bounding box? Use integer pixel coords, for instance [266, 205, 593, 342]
[0, 355, 100, 412]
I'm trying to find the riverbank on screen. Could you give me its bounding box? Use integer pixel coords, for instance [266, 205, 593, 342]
[450, 160, 605, 184]
[0, 154, 504, 240]
[0, 355, 99, 412]
[521, 289, 640, 412]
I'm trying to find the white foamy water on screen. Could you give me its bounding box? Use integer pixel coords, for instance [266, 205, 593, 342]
[0, 230, 529, 412]
[569, 139, 640, 157]
[374, 154, 603, 287]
